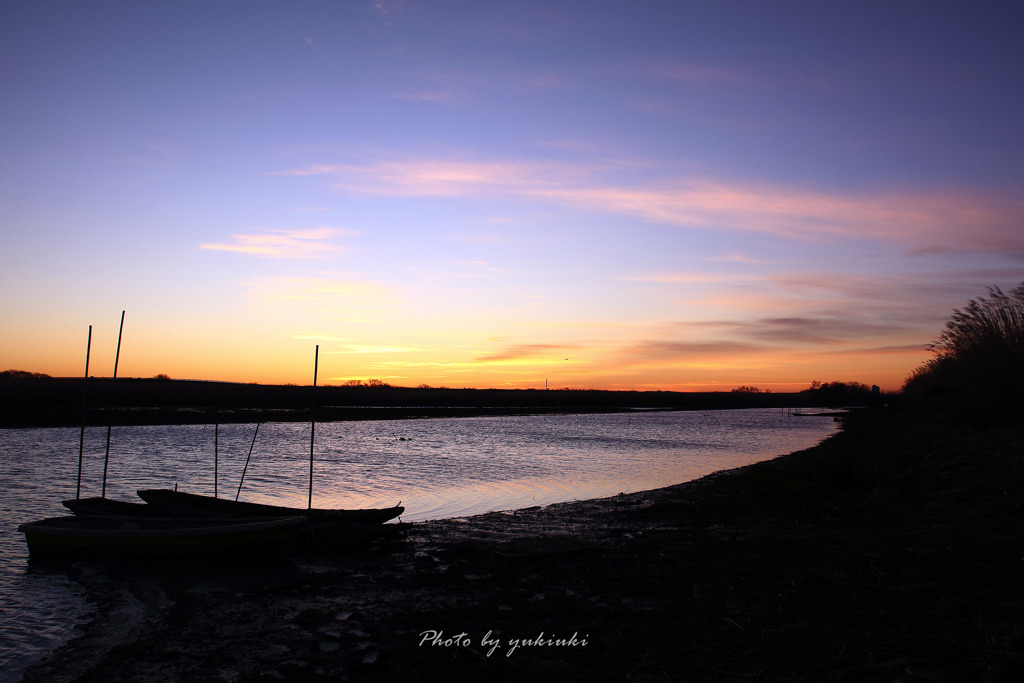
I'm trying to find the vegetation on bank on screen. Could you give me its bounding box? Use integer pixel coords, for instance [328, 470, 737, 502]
[1, 373, 882, 428]
[0, 377, 880, 428]
[903, 281, 1024, 425]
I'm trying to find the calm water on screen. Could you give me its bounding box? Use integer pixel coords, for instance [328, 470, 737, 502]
[0, 409, 837, 681]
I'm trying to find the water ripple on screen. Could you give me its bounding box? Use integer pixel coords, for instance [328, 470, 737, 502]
[0, 409, 836, 678]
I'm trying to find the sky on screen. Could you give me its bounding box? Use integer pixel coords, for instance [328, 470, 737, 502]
[2, 1, 1022, 392]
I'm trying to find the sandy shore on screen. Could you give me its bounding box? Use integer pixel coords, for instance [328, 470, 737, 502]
[21, 407, 1024, 682]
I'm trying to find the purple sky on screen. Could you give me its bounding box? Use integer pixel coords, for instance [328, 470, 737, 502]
[2, 1, 1022, 390]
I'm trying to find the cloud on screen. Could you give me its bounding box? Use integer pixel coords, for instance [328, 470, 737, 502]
[272, 165, 338, 177]
[652, 62, 745, 86]
[720, 316, 898, 346]
[475, 343, 575, 363]
[821, 344, 929, 356]
[706, 252, 774, 264]
[200, 228, 350, 259]
[329, 344, 419, 354]
[621, 273, 736, 285]
[620, 339, 763, 360]
[280, 158, 1024, 255]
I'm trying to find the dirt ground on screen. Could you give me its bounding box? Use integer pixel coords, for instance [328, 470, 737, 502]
[20, 407, 1024, 682]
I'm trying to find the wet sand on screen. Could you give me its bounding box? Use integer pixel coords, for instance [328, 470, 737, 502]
[21, 407, 1024, 682]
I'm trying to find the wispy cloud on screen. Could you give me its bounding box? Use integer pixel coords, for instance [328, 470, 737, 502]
[621, 273, 737, 285]
[329, 344, 419, 354]
[272, 165, 338, 177]
[200, 228, 350, 259]
[707, 252, 773, 264]
[475, 343, 576, 363]
[712, 316, 898, 346]
[652, 62, 745, 86]
[278, 158, 1024, 255]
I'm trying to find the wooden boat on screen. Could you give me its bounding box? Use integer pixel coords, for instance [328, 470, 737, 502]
[17, 514, 308, 558]
[62, 496, 209, 518]
[59, 497, 411, 555]
[136, 488, 404, 523]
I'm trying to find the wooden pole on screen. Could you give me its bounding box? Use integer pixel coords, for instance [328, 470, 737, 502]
[214, 419, 219, 499]
[101, 311, 125, 499]
[235, 422, 260, 501]
[75, 325, 92, 500]
[307, 345, 318, 511]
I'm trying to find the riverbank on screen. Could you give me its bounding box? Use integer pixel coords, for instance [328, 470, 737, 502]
[20, 406, 1024, 682]
[0, 375, 874, 427]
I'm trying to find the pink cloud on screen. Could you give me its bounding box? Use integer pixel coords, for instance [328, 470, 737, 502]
[200, 228, 349, 259]
[273, 158, 1024, 257]
[294, 158, 1024, 255]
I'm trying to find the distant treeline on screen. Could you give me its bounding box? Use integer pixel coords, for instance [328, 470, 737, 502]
[0, 374, 879, 428]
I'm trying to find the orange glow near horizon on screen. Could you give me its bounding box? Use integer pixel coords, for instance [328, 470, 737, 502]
[3, 4, 1020, 400]
[6, 314, 930, 394]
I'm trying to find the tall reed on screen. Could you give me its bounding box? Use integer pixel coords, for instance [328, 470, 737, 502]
[903, 282, 1024, 423]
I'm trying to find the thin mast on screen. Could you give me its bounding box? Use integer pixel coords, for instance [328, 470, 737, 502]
[213, 387, 220, 499]
[214, 414, 219, 499]
[235, 422, 260, 501]
[101, 311, 125, 499]
[307, 345, 318, 510]
[75, 325, 92, 500]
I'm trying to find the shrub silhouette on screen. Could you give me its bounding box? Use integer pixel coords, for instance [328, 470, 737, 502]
[903, 282, 1024, 423]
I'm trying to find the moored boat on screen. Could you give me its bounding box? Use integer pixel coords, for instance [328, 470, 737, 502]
[17, 514, 308, 558]
[62, 496, 208, 518]
[136, 488, 404, 523]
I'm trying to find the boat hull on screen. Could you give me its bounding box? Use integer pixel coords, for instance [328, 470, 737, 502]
[62, 496, 209, 518]
[136, 488, 404, 523]
[18, 515, 307, 558]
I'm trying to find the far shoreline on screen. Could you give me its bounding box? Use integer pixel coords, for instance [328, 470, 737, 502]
[0, 375, 877, 428]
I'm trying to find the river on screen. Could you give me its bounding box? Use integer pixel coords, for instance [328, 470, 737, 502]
[0, 408, 837, 681]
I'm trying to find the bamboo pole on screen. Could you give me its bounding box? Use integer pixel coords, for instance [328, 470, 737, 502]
[101, 311, 125, 499]
[214, 419, 219, 499]
[75, 325, 92, 500]
[235, 422, 260, 502]
[307, 345, 318, 511]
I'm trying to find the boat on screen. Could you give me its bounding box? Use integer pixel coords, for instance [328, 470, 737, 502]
[24, 339, 409, 560]
[136, 488, 405, 523]
[62, 496, 210, 518]
[17, 514, 308, 558]
[59, 495, 411, 554]
[134, 347, 405, 526]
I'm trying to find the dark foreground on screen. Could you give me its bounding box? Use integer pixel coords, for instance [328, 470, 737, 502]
[22, 408, 1024, 682]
